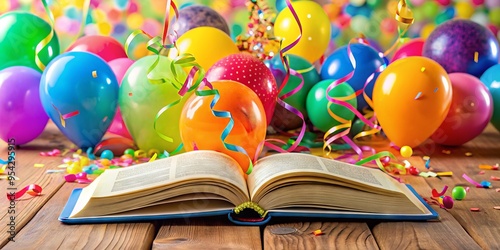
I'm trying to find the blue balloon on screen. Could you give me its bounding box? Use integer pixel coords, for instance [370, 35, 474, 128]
[480, 63, 500, 133]
[320, 43, 385, 111]
[40, 51, 119, 149]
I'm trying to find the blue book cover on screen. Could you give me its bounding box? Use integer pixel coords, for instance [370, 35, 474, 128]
[58, 151, 439, 225]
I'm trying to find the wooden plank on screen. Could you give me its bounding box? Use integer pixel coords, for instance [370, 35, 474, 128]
[0, 123, 73, 248]
[153, 218, 262, 250]
[373, 125, 500, 249]
[421, 126, 500, 249]
[264, 222, 378, 250]
[3, 183, 155, 250]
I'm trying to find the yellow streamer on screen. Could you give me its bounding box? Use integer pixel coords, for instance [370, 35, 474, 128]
[35, 0, 55, 71]
[383, 0, 414, 57]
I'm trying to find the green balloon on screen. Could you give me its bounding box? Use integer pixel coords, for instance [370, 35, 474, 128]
[0, 12, 60, 72]
[279, 54, 320, 117]
[119, 55, 189, 153]
[421, 2, 440, 20]
[366, 0, 382, 9]
[306, 80, 357, 133]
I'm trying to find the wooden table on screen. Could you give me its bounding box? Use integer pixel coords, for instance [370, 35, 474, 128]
[1, 122, 499, 249]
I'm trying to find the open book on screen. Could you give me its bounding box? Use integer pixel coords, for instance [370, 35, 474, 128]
[59, 150, 438, 225]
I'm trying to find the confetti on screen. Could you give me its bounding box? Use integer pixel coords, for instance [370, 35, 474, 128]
[432, 186, 448, 197]
[436, 171, 453, 177]
[46, 170, 65, 174]
[34, 163, 45, 168]
[479, 170, 485, 175]
[423, 156, 431, 169]
[494, 206, 500, 210]
[312, 229, 324, 236]
[479, 164, 499, 170]
[474, 51, 479, 63]
[496, 188, 500, 192]
[92, 70, 97, 78]
[491, 176, 500, 181]
[441, 150, 451, 154]
[465, 152, 473, 157]
[414, 91, 422, 100]
[470, 207, 480, 212]
[419, 171, 438, 178]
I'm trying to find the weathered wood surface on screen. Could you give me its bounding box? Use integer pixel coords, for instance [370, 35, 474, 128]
[153, 218, 262, 249]
[3, 183, 156, 250]
[373, 125, 500, 250]
[0, 123, 72, 248]
[264, 221, 378, 250]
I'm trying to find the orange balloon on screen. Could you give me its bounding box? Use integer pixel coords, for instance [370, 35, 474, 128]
[372, 56, 452, 148]
[179, 80, 267, 173]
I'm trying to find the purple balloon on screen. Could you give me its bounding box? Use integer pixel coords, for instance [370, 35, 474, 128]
[423, 19, 500, 78]
[431, 73, 493, 146]
[0, 66, 48, 145]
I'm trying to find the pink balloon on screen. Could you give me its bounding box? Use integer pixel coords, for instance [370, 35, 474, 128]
[409, 0, 425, 6]
[391, 38, 425, 62]
[206, 53, 278, 125]
[108, 58, 134, 139]
[66, 35, 127, 62]
[431, 73, 493, 146]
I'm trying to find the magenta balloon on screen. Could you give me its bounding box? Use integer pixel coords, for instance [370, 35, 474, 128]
[108, 58, 134, 139]
[431, 73, 493, 146]
[391, 38, 425, 63]
[0, 66, 48, 145]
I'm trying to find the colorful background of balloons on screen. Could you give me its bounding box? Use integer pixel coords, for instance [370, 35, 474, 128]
[1, 0, 500, 163]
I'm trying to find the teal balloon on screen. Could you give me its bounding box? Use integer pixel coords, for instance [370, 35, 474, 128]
[40, 51, 119, 149]
[272, 54, 320, 117]
[119, 55, 188, 153]
[114, 0, 130, 10]
[0, 12, 60, 72]
[306, 80, 357, 133]
[480, 64, 500, 133]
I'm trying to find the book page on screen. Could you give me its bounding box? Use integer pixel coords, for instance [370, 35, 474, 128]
[248, 153, 400, 199]
[91, 150, 248, 198]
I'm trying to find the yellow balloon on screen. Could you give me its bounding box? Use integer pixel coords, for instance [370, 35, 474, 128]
[169, 27, 239, 71]
[274, 1, 331, 63]
[455, 2, 474, 19]
[420, 23, 435, 40]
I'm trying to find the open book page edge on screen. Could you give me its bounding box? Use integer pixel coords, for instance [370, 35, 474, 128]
[249, 153, 404, 199]
[60, 189, 233, 223]
[85, 150, 248, 198]
[267, 184, 439, 220]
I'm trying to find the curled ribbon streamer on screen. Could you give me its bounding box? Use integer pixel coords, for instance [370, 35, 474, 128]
[153, 54, 206, 155]
[35, 0, 55, 71]
[265, 0, 306, 153]
[6, 184, 42, 201]
[432, 186, 448, 197]
[75, 0, 91, 39]
[264, 98, 306, 154]
[323, 122, 351, 154]
[161, 0, 178, 44]
[355, 151, 401, 172]
[194, 81, 254, 174]
[322, 35, 387, 158]
[462, 173, 484, 188]
[51, 104, 79, 128]
[383, 0, 414, 57]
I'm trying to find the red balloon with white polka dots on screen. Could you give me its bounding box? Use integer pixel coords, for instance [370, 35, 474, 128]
[206, 53, 278, 125]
